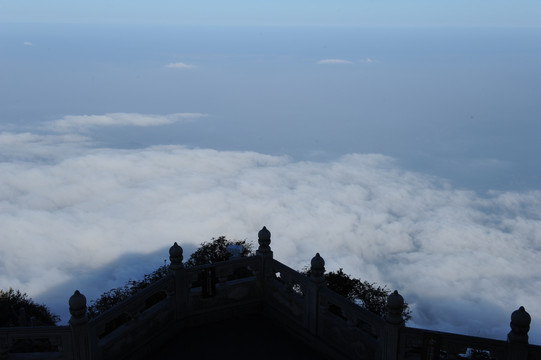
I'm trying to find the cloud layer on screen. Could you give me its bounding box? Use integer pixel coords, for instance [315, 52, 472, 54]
[1, 126, 540, 344]
[44, 112, 207, 132]
[165, 62, 196, 69]
[360, 57, 376, 63]
[317, 59, 353, 65]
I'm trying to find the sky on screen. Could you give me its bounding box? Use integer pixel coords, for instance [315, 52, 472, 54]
[1, 0, 541, 345]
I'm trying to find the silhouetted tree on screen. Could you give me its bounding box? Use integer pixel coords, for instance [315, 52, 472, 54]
[185, 236, 253, 267]
[303, 268, 412, 322]
[0, 288, 59, 326]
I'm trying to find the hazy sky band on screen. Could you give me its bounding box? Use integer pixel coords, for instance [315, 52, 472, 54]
[2, 24, 540, 191]
[1, 0, 540, 27]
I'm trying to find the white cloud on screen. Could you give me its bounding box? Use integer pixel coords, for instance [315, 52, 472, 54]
[360, 57, 376, 63]
[23, 41, 33, 46]
[1, 129, 541, 344]
[165, 62, 196, 69]
[317, 59, 353, 65]
[44, 112, 207, 132]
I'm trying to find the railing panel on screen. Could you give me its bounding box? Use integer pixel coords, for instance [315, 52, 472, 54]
[189, 276, 261, 313]
[97, 299, 174, 360]
[319, 287, 384, 338]
[399, 327, 511, 360]
[0, 326, 72, 360]
[264, 260, 308, 326]
[186, 256, 260, 288]
[268, 259, 309, 289]
[89, 275, 172, 340]
[186, 256, 260, 300]
[318, 287, 386, 360]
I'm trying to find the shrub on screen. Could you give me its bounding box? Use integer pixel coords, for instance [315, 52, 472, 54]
[0, 288, 59, 326]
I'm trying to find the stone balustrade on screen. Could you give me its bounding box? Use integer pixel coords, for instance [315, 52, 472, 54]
[1, 227, 540, 360]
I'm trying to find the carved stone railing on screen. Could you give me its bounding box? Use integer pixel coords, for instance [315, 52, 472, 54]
[1, 227, 540, 360]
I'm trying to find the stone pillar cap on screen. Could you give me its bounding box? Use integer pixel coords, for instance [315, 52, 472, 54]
[69, 290, 87, 310]
[511, 306, 531, 328]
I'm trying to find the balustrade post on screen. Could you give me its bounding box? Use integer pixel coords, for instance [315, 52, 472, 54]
[69, 290, 93, 360]
[307, 253, 326, 336]
[256, 226, 273, 259]
[169, 242, 188, 320]
[507, 306, 531, 360]
[255, 226, 274, 311]
[383, 290, 405, 360]
[256, 226, 273, 279]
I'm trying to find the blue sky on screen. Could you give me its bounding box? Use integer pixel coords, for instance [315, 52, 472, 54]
[1, 0, 541, 345]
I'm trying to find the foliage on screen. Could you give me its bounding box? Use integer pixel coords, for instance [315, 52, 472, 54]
[303, 268, 412, 322]
[0, 288, 59, 326]
[185, 236, 254, 267]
